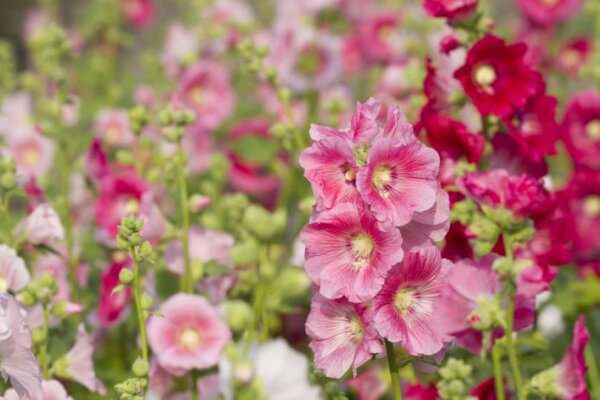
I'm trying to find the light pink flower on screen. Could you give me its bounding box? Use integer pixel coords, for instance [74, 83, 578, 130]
[356, 136, 440, 226]
[94, 109, 135, 147]
[400, 189, 450, 250]
[139, 193, 166, 245]
[0, 246, 29, 294]
[0, 294, 42, 399]
[8, 133, 54, 180]
[23, 204, 64, 245]
[162, 24, 199, 77]
[121, 0, 155, 30]
[0, 93, 34, 139]
[306, 292, 383, 378]
[165, 228, 235, 275]
[59, 325, 102, 393]
[3, 380, 72, 400]
[301, 202, 404, 303]
[147, 294, 231, 373]
[176, 62, 235, 129]
[373, 246, 453, 355]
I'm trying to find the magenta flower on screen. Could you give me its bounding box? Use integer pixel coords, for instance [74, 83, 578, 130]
[120, 0, 155, 30]
[97, 259, 132, 327]
[306, 293, 383, 378]
[0, 246, 29, 294]
[147, 294, 231, 373]
[372, 246, 453, 355]
[94, 109, 135, 148]
[516, 0, 582, 27]
[301, 202, 404, 303]
[454, 35, 545, 118]
[356, 136, 440, 226]
[23, 203, 65, 246]
[562, 91, 600, 171]
[423, 0, 478, 20]
[557, 37, 593, 75]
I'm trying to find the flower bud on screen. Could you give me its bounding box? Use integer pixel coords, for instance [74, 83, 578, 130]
[231, 239, 260, 265]
[132, 358, 149, 377]
[224, 300, 254, 332]
[119, 268, 134, 285]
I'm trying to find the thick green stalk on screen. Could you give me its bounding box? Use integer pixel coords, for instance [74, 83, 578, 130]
[385, 340, 403, 400]
[175, 145, 193, 293]
[586, 345, 600, 400]
[131, 250, 149, 367]
[492, 342, 506, 400]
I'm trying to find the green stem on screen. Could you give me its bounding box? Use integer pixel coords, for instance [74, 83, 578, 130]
[38, 305, 51, 379]
[385, 340, 403, 400]
[492, 342, 506, 400]
[190, 372, 199, 400]
[131, 250, 149, 367]
[586, 345, 600, 400]
[175, 145, 193, 293]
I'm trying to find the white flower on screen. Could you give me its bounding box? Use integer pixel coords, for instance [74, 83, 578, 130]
[23, 204, 64, 245]
[0, 246, 30, 293]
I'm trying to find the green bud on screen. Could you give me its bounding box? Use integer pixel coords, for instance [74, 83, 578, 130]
[224, 300, 254, 332]
[243, 205, 280, 239]
[231, 239, 260, 265]
[529, 367, 562, 398]
[116, 150, 134, 165]
[158, 109, 174, 126]
[141, 293, 153, 310]
[132, 358, 149, 377]
[17, 290, 36, 307]
[277, 268, 311, 299]
[259, 260, 277, 279]
[0, 172, 16, 190]
[32, 327, 46, 345]
[119, 268, 134, 285]
[139, 241, 154, 262]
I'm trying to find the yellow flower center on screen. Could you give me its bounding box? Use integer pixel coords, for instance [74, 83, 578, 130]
[22, 146, 40, 166]
[188, 87, 206, 108]
[344, 168, 356, 183]
[585, 120, 600, 140]
[372, 164, 392, 197]
[473, 64, 497, 88]
[560, 49, 580, 69]
[583, 196, 600, 218]
[351, 232, 374, 269]
[178, 328, 201, 351]
[348, 315, 364, 342]
[541, 0, 559, 6]
[394, 288, 415, 315]
[106, 123, 124, 144]
[123, 199, 140, 215]
[0, 276, 7, 293]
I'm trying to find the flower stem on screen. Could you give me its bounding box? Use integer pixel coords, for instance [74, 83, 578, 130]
[586, 345, 600, 400]
[385, 340, 403, 400]
[175, 145, 192, 293]
[131, 249, 149, 367]
[39, 305, 51, 379]
[491, 342, 505, 400]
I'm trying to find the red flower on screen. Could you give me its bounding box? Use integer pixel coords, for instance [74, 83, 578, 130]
[504, 94, 559, 163]
[454, 35, 544, 117]
[562, 91, 600, 171]
[516, 0, 582, 27]
[470, 377, 511, 399]
[421, 113, 485, 164]
[423, 0, 478, 19]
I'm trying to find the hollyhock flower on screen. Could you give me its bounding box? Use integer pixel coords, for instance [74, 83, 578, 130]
[139, 193, 166, 245]
[121, 0, 155, 30]
[301, 202, 404, 302]
[2, 380, 72, 400]
[227, 119, 281, 205]
[454, 35, 544, 118]
[85, 139, 110, 183]
[162, 24, 199, 77]
[147, 294, 231, 373]
[459, 169, 550, 219]
[423, 0, 478, 19]
[404, 383, 439, 399]
[34, 253, 70, 301]
[0, 92, 34, 138]
[504, 94, 559, 163]
[489, 134, 547, 179]
[23, 203, 65, 245]
[97, 259, 132, 327]
[516, 0, 582, 27]
[470, 377, 510, 399]
[400, 190, 450, 249]
[530, 317, 590, 400]
[557, 37, 592, 74]
[8, 133, 54, 180]
[176, 61, 235, 129]
[0, 294, 42, 399]
[182, 124, 213, 174]
[94, 170, 148, 240]
[348, 368, 386, 400]
[273, 28, 342, 92]
[165, 227, 235, 274]
[0, 246, 29, 294]
[373, 246, 453, 355]
[306, 293, 383, 378]
[442, 222, 474, 262]
[356, 136, 440, 226]
[94, 109, 135, 147]
[356, 12, 403, 64]
[562, 91, 600, 171]
[252, 339, 321, 399]
[55, 325, 103, 393]
[421, 113, 485, 164]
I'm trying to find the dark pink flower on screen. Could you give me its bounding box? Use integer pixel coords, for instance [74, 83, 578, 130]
[562, 91, 600, 171]
[556, 37, 593, 74]
[306, 292, 383, 378]
[301, 202, 403, 303]
[405, 383, 439, 399]
[373, 246, 453, 355]
[97, 259, 132, 327]
[421, 113, 485, 164]
[516, 0, 582, 27]
[470, 377, 511, 399]
[121, 0, 155, 30]
[356, 12, 403, 64]
[454, 35, 545, 117]
[423, 0, 478, 19]
[489, 134, 547, 178]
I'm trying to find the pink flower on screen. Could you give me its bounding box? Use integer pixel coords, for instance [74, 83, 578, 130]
[94, 109, 135, 147]
[162, 24, 199, 78]
[165, 227, 235, 274]
[97, 259, 132, 327]
[58, 325, 103, 394]
[94, 170, 148, 240]
[355, 12, 403, 64]
[400, 189, 450, 250]
[23, 203, 64, 245]
[8, 133, 54, 180]
[176, 62, 235, 129]
[85, 139, 110, 183]
[3, 380, 72, 400]
[421, 113, 485, 164]
[147, 294, 231, 373]
[306, 293, 383, 378]
[0, 246, 29, 294]
[0, 93, 34, 139]
[562, 91, 600, 171]
[182, 124, 213, 174]
[423, 0, 478, 19]
[301, 202, 404, 302]
[516, 0, 582, 27]
[348, 368, 386, 400]
[557, 37, 593, 75]
[454, 35, 545, 118]
[0, 294, 42, 399]
[373, 246, 453, 355]
[121, 0, 155, 30]
[139, 193, 166, 245]
[356, 136, 440, 226]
